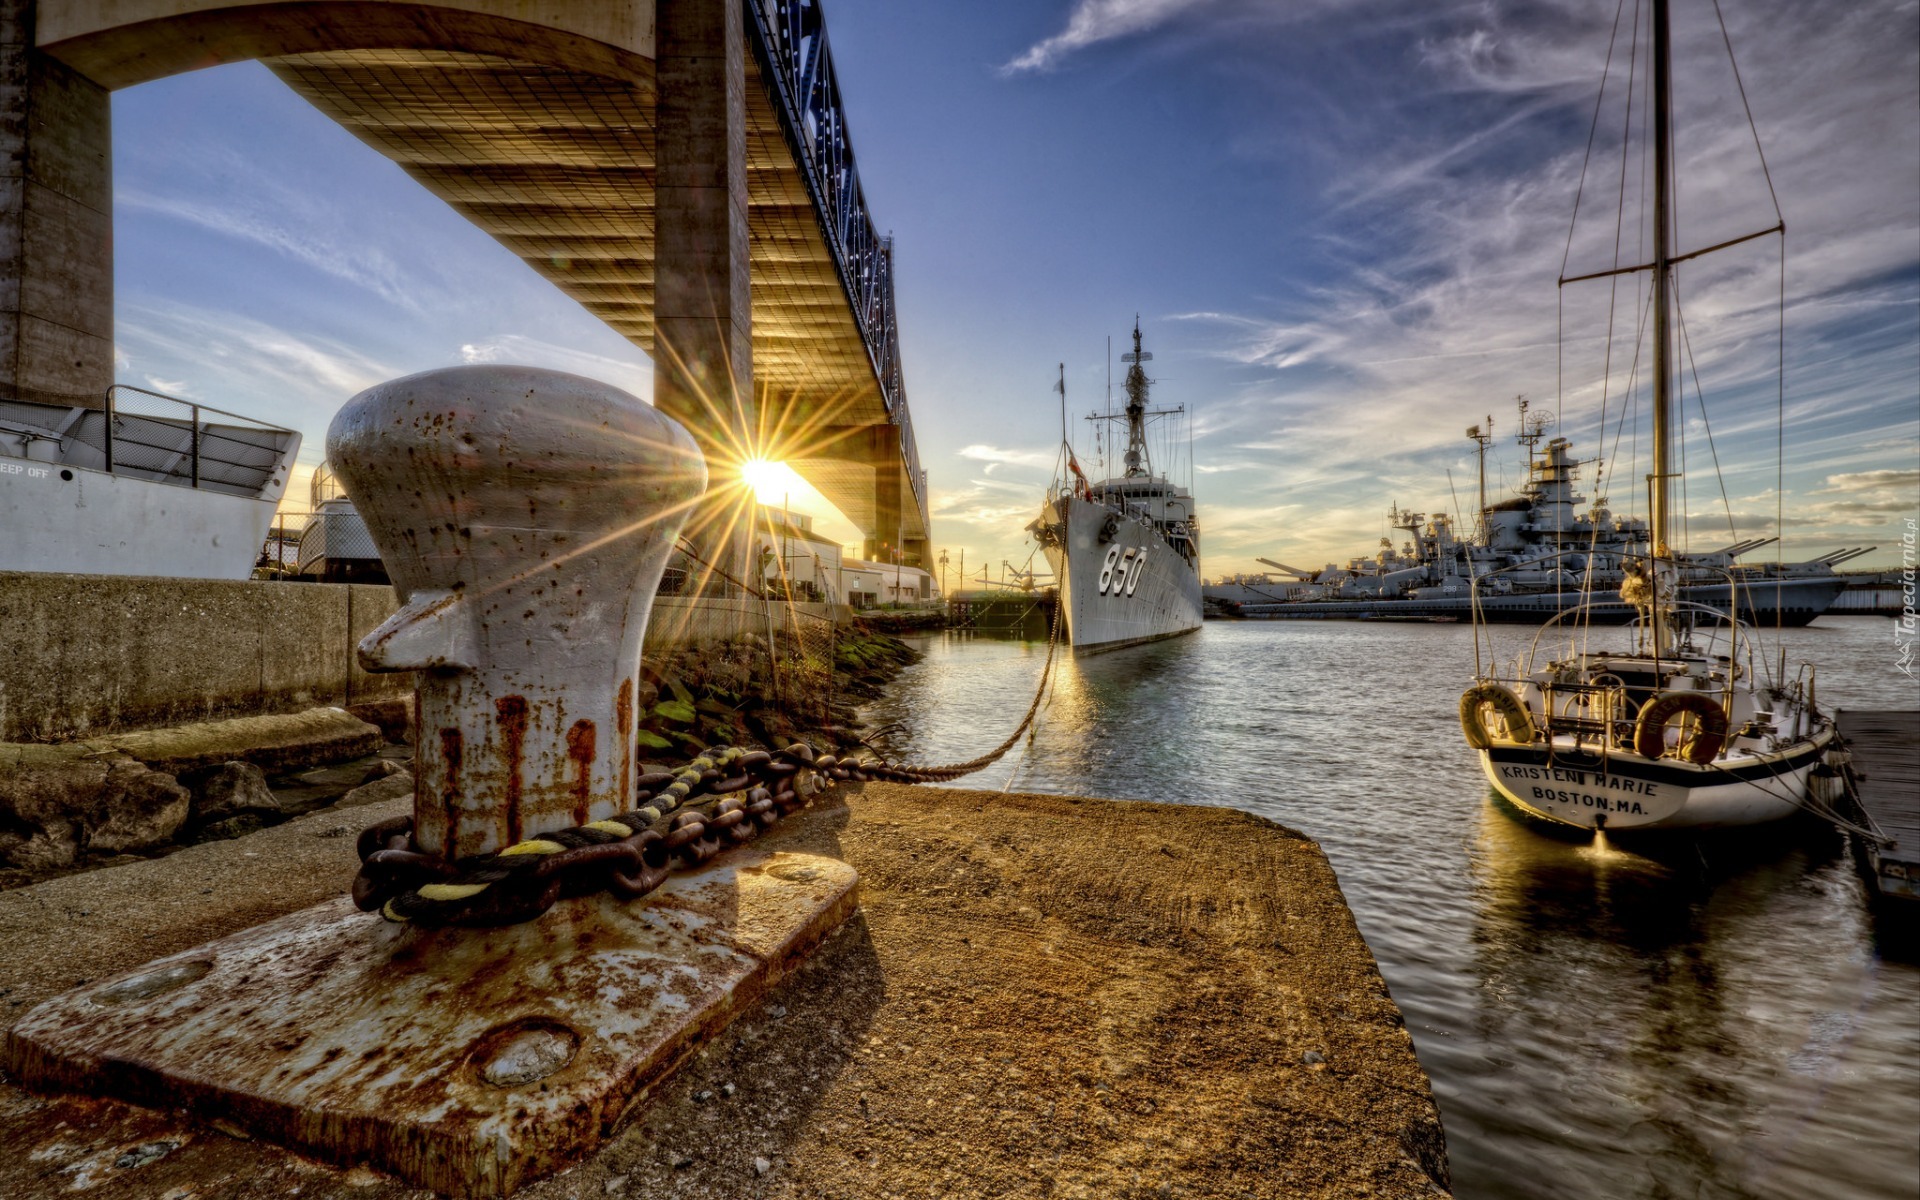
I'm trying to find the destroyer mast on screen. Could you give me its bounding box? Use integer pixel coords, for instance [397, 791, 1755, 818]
[1120, 319, 1153, 477]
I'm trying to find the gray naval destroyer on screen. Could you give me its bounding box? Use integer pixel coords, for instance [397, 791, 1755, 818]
[1028, 322, 1202, 652]
[1206, 399, 1865, 625]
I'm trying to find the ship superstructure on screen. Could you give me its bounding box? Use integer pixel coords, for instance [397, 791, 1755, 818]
[1028, 322, 1202, 652]
[1206, 399, 1862, 624]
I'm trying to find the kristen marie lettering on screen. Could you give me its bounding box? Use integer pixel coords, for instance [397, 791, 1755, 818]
[1495, 764, 1657, 796]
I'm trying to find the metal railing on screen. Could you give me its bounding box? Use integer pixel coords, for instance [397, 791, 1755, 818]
[745, 0, 926, 529]
[100, 385, 296, 498]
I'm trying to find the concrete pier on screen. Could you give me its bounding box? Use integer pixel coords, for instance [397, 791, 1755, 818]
[655, 0, 756, 586]
[0, 783, 1448, 1198]
[0, 0, 114, 409]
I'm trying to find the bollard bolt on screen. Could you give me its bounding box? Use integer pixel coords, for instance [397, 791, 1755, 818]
[328, 366, 705, 860]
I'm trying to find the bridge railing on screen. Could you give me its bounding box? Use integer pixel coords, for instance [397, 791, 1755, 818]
[746, 0, 925, 527]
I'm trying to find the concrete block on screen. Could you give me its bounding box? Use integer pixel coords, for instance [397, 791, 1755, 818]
[0, 573, 261, 739]
[100, 707, 381, 776]
[6, 850, 860, 1197]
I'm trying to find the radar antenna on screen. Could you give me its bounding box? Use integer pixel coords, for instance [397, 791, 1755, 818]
[1514, 394, 1553, 459]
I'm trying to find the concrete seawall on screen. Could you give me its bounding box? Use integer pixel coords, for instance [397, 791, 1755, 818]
[0, 573, 848, 744]
[0, 782, 1449, 1198]
[0, 571, 405, 742]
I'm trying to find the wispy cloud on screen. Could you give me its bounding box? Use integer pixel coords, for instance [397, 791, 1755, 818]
[1002, 0, 1218, 74]
[956, 442, 1062, 472]
[116, 301, 401, 442]
[458, 335, 653, 403]
[118, 181, 425, 315]
[1139, 0, 1919, 572]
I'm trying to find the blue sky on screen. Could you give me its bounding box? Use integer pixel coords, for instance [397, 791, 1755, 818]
[112, 0, 1918, 580]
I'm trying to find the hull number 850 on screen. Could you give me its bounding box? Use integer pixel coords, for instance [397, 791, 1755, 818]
[1098, 546, 1144, 597]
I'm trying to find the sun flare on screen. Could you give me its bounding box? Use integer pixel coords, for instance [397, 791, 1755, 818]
[738, 457, 801, 504]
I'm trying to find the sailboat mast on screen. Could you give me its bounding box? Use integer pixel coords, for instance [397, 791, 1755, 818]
[1649, 0, 1676, 660]
[1650, 0, 1675, 564]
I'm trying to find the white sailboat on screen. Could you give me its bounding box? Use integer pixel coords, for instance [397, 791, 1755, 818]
[1460, 0, 1835, 831]
[1029, 322, 1203, 653]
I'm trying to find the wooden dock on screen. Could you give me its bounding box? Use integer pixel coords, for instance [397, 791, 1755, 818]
[1836, 709, 1920, 902]
[948, 591, 1054, 638]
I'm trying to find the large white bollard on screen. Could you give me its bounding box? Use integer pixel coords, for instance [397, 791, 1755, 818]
[328, 366, 706, 860]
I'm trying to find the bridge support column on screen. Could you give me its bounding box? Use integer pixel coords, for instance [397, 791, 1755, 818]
[862, 425, 902, 565]
[654, 0, 755, 594]
[1, 0, 113, 408]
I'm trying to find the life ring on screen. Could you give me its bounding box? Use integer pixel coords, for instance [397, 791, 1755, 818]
[1633, 691, 1729, 764]
[1459, 684, 1535, 749]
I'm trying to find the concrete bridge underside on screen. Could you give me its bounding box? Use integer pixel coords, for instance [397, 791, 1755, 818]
[3, 0, 928, 567]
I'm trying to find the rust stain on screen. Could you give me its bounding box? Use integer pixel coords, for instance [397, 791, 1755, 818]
[566, 720, 597, 826]
[496, 695, 529, 847]
[438, 728, 464, 860]
[616, 678, 634, 807]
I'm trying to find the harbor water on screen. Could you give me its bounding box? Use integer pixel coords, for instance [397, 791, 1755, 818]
[859, 615, 1919, 1200]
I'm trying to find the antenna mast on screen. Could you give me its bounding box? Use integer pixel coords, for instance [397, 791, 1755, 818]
[1466, 414, 1494, 541]
[1119, 317, 1154, 478]
[1056, 364, 1067, 448]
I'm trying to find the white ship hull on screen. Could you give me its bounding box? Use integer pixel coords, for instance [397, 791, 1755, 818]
[0, 463, 282, 581]
[1, 392, 299, 581]
[1477, 730, 1830, 830]
[1041, 494, 1201, 653]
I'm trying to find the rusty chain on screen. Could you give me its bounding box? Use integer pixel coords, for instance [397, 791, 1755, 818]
[356, 607, 1062, 927]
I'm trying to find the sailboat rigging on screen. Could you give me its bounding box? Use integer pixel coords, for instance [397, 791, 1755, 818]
[1460, 0, 1840, 831]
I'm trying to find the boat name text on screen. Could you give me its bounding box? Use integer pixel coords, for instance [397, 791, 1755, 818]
[1497, 764, 1657, 795]
[1496, 764, 1657, 814]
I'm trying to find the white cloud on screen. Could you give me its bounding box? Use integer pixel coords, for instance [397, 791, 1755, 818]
[116, 301, 400, 435]
[955, 442, 1061, 472]
[1002, 0, 1218, 73]
[455, 335, 653, 403]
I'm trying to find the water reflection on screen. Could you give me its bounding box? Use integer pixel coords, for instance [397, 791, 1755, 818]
[862, 620, 1920, 1199]
[1462, 791, 1898, 1199]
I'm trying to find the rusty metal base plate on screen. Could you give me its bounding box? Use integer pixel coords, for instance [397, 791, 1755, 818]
[3, 850, 858, 1198]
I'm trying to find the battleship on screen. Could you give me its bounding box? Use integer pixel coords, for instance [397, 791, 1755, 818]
[1205, 399, 1864, 625]
[1028, 322, 1202, 652]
